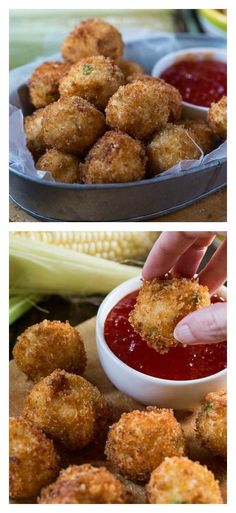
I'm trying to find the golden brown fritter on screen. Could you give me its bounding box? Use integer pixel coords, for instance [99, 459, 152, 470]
[61, 18, 124, 63]
[105, 80, 170, 140]
[23, 369, 109, 450]
[42, 96, 106, 154]
[9, 417, 59, 499]
[181, 119, 216, 154]
[13, 320, 86, 381]
[147, 123, 202, 175]
[59, 56, 124, 111]
[129, 275, 210, 353]
[208, 95, 227, 140]
[29, 61, 71, 109]
[24, 108, 46, 160]
[146, 456, 223, 504]
[38, 464, 127, 504]
[117, 59, 145, 81]
[105, 408, 185, 481]
[196, 389, 227, 458]
[82, 130, 147, 184]
[36, 149, 82, 183]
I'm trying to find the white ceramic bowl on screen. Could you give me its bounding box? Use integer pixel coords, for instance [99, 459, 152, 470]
[152, 47, 227, 120]
[96, 276, 227, 409]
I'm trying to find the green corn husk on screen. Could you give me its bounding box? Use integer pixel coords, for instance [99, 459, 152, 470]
[9, 294, 43, 325]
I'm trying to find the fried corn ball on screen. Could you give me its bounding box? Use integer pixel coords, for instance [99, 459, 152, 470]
[182, 119, 216, 155]
[146, 456, 223, 504]
[105, 407, 185, 481]
[126, 74, 182, 121]
[42, 96, 106, 154]
[117, 59, 145, 81]
[208, 95, 227, 140]
[147, 123, 202, 175]
[38, 464, 127, 504]
[13, 320, 86, 381]
[129, 275, 210, 353]
[59, 56, 124, 110]
[196, 389, 227, 458]
[106, 80, 170, 139]
[36, 149, 82, 183]
[10, 417, 59, 499]
[29, 61, 71, 109]
[61, 18, 124, 63]
[24, 108, 46, 160]
[82, 130, 147, 184]
[23, 369, 109, 450]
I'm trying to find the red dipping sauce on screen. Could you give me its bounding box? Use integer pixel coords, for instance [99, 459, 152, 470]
[160, 59, 227, 107]
[104, 291, 226, 381]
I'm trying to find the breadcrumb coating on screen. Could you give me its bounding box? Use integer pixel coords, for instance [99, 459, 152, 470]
[38, 464, 127, 503]
[117, 59, 145, 81]
[29, 61, 71, 109]
[181, 119, 216, 154]
[105, 408, 185, 481]
[208, 96, 227, 140]
[9, 417, 59, 499]
[61, 18, 124, 63]
[196, 389, 227, 458]
[36, 149, 82, 183]
[129, 275, 210, 353]
[146, 456, 223, 504]
[82, 130, 147, 183]
[13, 320, 86, 381]
[24, 108, 46, 160]
[23, 369, 109, 450]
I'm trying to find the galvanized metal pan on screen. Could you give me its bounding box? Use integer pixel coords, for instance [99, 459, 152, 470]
[9, 34, 227, 222]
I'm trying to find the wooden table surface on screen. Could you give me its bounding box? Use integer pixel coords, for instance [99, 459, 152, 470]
[9, 188, 226, 223]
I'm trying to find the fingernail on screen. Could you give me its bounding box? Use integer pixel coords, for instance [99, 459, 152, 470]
[174, 324, 196, 344]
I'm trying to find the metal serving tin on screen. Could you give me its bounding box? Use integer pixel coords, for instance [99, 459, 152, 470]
[9, 34, 227, 222]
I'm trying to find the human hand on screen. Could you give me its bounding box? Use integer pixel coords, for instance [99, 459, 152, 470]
[142, 232, 227, 345]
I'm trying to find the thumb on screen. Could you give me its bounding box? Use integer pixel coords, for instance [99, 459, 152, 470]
[174, 303, 227, 345]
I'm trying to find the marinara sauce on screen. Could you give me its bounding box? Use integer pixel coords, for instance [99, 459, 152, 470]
[160, 59, 227, 107]
[104, 291, 226, 381]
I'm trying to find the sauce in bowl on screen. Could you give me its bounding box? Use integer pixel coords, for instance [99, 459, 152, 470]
[104, 291, 226, 381]
[160, 59, 227, 107]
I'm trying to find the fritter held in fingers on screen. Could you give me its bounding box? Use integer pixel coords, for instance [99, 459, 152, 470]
[181, 119, 216, 155]
[42, 96, 106, 154]
[36, 149, 82, 183]
[38, 464, 127, 504]
[146, 456, 223, 504]
[129, 275, 210, 353]
[59, 55, 124, 110]
[117, 59, 145, 81]
[105, 80, 170, 139]
[208, 95, 227, 140]
[61, 18, 124, 63]
[196, 389, 227, 458]
[105, 407, 185, 481]
[29, 61, 71, 109]
[24, 108, 46, 160]
[82, 130, 147, 184]
[23, 369, 109, 450]
[9, 417, 59, 500]
[13, 319, 86, 381]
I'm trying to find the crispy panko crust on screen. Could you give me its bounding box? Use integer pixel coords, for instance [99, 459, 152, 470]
[208, 95, 227, 140]
[29, 61, 71, 109]
[117, 59, 145, 81]
[82, 130, 147, 184]
[105, 407, 185, 481]
[181, 119, 216, 155]
[24, 108, 46, 160]
[9, 417, 59, 499]
[126, 74, 182, 121]
[105, 80, 170, 139]
[146, 456, 223, 504]
[42, 96, 106, 154]
[23, 369, 109, 450]
[147, 123, 202, 175]
[128, 275, 210, 353]
[38, 464, 127, 504]
[36, 149, 82, 183]
[196, 389, 227, 458]
[13, 320, 86, 381]
[61, 18, 124, 63]
[59, 56, 124, 111]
